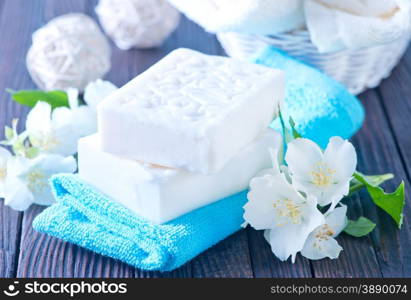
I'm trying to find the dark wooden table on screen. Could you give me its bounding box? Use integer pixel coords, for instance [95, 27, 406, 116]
[1, 0, 410, 278]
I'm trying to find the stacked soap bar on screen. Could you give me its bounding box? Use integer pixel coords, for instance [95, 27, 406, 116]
[98, 48, 284, 174]
[78, 48, 284, 224]
[78, 130, 281, 223]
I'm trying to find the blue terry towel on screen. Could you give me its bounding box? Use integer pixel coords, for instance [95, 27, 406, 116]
[32, 174, 247, 272]
[253, 46, 365, 148]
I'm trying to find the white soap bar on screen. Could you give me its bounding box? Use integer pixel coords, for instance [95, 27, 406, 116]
[98, 48, 284, 174]
[78, 129, 281, 224]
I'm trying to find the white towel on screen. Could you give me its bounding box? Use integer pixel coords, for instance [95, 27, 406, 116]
[305, 0, 411, 53]
[168, 0, 305, 35]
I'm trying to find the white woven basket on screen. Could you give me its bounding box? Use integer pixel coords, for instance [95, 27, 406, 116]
[217, 31, 411, 95]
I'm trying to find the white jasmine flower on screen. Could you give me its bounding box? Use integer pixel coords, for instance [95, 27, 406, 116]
[26, 101, 79, 156]
[4, 154, 76, 211]
[285, 137, 357, 210]
[84, 79, 117, 108]
[249, 147, 288, 181]
[26, 80, 117, 157]
[64, 88, 98, 137]
[241, 147, 286, 228]
[0, 146, 12, 197]
[301, 205, 348, 260]
[62, 80, 118, 137]
[244, 172, 324, 262]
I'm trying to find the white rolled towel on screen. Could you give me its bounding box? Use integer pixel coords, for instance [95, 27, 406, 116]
[168, 0, 305, 35]
[305, 0, 411, 53]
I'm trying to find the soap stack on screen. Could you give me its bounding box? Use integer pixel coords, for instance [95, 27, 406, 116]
[78, 48, 284, 224]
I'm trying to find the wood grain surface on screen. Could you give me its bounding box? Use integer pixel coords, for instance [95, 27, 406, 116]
[0, 0, 410, 278]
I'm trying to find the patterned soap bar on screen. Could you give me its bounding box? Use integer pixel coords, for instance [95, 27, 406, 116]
[253, 47, 365, 148]
[98, 48, 284, 174]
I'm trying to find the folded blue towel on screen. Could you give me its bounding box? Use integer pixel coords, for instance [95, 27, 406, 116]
[32, 174, 247, 272]
[253, 46, 365, 148]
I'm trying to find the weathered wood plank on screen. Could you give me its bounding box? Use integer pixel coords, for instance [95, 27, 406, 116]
[373, 51, 411, 277]
[0, 0, 47, 277]
[192, 230, 253, 278]
[0, 0, 4, 15]
[247, 228, 313, 278]
[352, 89, 410, 277]
[0, 203, 22, 278]
[378, 51, 411, 170]
[43, 0, 89, 18]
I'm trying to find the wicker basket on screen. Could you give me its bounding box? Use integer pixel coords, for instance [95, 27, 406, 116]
[217, 31, 411, 95]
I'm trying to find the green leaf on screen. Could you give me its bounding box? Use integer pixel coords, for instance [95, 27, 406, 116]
[7, 89, 69, 109]
[353, 172, 405, 228]
[344, 217, 376, 237]
[289, 117, 302, 139]
[349, 172, 394, 194]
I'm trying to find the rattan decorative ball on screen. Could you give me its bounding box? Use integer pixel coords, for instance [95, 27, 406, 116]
[26, 13, 111, 91]
[95, 0, 180, 50]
